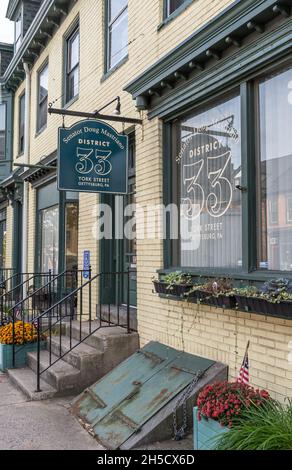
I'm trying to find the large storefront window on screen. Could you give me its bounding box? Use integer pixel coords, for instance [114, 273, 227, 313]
[177, 95, 242, 269]
[258, 67, 292, 271]
[40, 205, 59, 273]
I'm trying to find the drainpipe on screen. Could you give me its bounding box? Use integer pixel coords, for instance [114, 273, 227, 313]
[22, 62, 31, 280]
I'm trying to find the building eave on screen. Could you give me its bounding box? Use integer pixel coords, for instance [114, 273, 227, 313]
[124, 0, 292, 108]
[2, 0, 73, 91]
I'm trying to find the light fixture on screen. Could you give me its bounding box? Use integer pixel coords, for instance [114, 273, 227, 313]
[94, 96, 121, 116]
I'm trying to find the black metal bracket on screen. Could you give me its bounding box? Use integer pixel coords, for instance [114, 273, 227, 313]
[48, 107, 143, 125]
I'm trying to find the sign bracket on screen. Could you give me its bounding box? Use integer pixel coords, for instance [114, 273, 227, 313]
[48, 106, 143, 125]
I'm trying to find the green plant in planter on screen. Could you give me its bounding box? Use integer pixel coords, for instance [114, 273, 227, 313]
[260, 278, 292, 304]
[231, 286, 260, 297]
[162, 271, 193, 291]
[216, 399, 292, 450]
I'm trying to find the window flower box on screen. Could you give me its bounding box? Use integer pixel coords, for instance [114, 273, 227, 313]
[188, 290, 236, 309]
[193, 406, 230, 450]
[153, 280, 193, 296]
[0, 341, 46, 372]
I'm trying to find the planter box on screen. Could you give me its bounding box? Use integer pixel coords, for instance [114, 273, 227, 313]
[193, 406, 230, 450]
[235, 295, 292, 319]
[0, 341, 46, 372]
[153, 280, 193, 297]
[189, 290, 236, 309]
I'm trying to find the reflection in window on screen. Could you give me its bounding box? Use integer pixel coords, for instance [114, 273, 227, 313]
[41, 205, 59, 273]
[287, 197, 292, 224]
[15, 15, 22, 52]
[166, 0, 187, 17]
[258, 67, 292, 271]
[107, 0, 128, 70]
[177, 95, 242, 269]
[65, 202, 78, 271]
[0, 104, 6, 160]
[37, 63, 49, 132]
[66, 28, 79, 104]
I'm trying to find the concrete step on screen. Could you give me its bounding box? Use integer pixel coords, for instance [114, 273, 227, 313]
[49, 335, 102, 371]
[27, 350, 81, 395]
[7, 367, 57, 401]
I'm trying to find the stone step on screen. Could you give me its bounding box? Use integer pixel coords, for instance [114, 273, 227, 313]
[7, 367, 57, 401]
[47, 336, 103, 373]
[27, 350, 81, 395]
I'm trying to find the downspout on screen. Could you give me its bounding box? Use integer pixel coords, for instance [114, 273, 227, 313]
[22, 62, 31, 278]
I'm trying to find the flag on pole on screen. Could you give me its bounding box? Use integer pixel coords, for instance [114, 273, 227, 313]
[237, 341, 250, 385]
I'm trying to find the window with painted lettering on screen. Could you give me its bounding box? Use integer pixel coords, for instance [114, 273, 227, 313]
[106, 0, 128, 71]
[175, 95, 242, 269]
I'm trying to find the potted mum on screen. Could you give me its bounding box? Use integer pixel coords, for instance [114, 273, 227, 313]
[187, 278, 236, 309]
[0, 321, 45, 371]
[152, 271, 193, 297]
[193, 381, 270, 450]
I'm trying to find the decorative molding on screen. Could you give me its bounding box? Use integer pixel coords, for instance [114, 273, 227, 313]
[124, 0, 292, 106]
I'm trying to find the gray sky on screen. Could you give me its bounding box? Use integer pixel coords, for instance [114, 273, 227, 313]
[0, 0, 14, 44]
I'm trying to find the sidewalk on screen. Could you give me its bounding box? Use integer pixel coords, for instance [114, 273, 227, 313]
[0, 372, 103, 450]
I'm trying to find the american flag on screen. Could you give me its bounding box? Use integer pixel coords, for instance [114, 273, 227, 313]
[237, 343, 250, 385]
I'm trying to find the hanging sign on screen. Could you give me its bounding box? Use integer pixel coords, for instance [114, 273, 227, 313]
[58, 119, 128, 194]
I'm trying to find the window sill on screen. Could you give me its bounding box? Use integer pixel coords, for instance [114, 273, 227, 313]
[35, 125, 47, 138]
[101, 55, 129, 83]
[63, 95, 79, 110]
[157, 268, 292, 284]
[157, 0, 194, 32]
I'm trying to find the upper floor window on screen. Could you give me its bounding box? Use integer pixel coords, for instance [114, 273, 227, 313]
[65, 27, 79, 104]
[37, 63, 48, 133]
[0, 103, 6, 161]
[19, 93, 25, 154]
[106, 0, 128, 71]
[15, 15, 22, 53]
[165, 0, 188, 18]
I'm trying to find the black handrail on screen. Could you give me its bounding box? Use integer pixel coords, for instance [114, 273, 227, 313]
[33, 269, 135, 393]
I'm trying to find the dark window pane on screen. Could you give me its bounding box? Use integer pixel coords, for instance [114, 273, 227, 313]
[167, 0, 186, 16]
[177, 95, 242, 269]
[0, 104, 6, 160]
[19, 94, 25, 154]
[258, 67, 292, 271]
[38, 96, 48, 131]
[109, 7, 128, 69]
[66, 29, 79, 103]
[0, 216, 6, 269]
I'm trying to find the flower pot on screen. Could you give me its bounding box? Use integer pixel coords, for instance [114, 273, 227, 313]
[193, 406, 230, 450]
[190, 290, 236, 309]
[265, 300, 292, 319]
[152, 280, 193, 297]
[0, 341, 46, 372]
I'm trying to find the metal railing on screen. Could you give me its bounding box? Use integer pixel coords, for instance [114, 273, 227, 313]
[31, 269, 135, 392]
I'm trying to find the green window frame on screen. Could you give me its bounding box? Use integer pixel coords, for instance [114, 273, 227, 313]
[165, 60, 292, 280]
